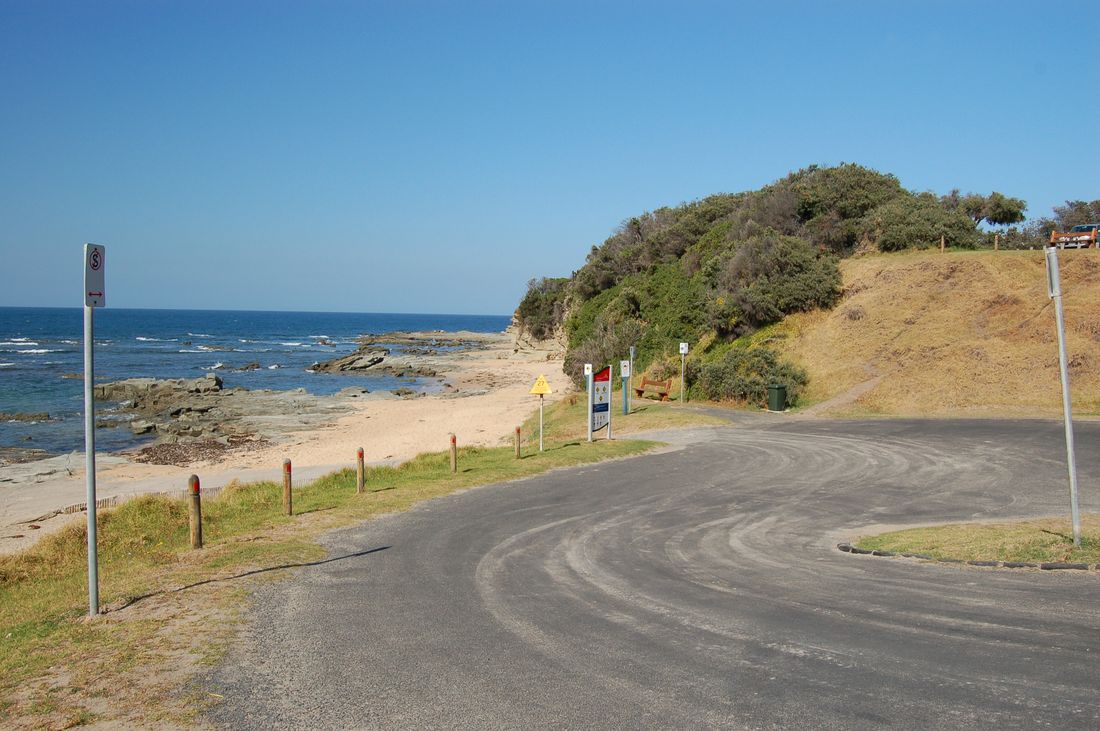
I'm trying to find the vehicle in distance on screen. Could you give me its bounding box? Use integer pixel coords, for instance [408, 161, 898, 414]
[1050, 223, 1099, 248]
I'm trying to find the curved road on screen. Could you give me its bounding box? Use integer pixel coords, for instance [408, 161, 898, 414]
[208, 417, 1100, 729]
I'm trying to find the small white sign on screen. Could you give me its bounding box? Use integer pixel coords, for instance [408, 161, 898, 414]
[679, 342, 689, 355]
[84, 244, 106, 307]
[584, 363, 593, 376]
[620, 360, 631, 378]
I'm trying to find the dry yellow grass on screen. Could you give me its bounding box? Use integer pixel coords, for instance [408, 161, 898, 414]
[779, 248, 1100, 416]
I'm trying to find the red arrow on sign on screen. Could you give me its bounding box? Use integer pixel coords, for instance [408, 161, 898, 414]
[88, 291, 103, 297]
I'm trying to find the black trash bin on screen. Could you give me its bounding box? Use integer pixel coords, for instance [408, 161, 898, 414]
[767, 383, 787, 412]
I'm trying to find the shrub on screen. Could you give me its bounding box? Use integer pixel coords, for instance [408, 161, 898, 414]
[713, 230, 841, 330]
[515, 277, 570, 341]
[691, 346, 808, 406]
[861, 193, 978, 252]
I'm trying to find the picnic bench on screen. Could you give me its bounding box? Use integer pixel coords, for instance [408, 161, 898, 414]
[634, 377, 672, 402]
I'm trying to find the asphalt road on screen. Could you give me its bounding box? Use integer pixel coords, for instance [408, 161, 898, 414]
[207, 416, 1100, 729]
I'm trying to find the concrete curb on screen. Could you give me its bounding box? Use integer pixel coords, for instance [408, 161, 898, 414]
[836, 543, 1098, 573]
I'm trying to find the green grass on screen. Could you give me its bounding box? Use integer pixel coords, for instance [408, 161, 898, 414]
[0, 436, 656, 727]
[856, 514, 1100, 564]
[521, 387, 726, 445]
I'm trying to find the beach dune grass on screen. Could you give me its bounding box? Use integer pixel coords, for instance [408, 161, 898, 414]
[855, 514, 1100, 564]
[0, 437, 654, 726]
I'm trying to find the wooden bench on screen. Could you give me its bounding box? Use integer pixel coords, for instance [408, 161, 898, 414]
[634, 377, 672, 402]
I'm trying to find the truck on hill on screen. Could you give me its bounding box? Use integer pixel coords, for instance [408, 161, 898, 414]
[1050, 223, 1099, 248]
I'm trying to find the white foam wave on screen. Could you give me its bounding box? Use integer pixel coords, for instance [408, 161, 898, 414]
[17, 348, 61, 354]
[136, 336, 178, 342]
[0, 340, 39, 346]
[202, 362, 225, 371]
[267, 364, 281, 369]
[187, 333, 213, 338]
[280, 342, 307, 347]
[61, 340, 78, 345]
[178, 349, 206, 353]
[308, 335, 330, 339]
[10, 337, 32, 342]
[0, 362, 14, 368]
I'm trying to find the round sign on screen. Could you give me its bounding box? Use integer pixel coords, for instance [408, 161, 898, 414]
[89, 248, 102, 271]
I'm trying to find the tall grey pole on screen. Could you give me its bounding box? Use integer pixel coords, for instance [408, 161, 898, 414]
[1045, 246, 1082, 546]
[84, 304, 100, 614]
[628, 345, 636, 413]
[586, 366, 593, 443]
[539, 394, 544, 452]
[680, 353, 685, 404]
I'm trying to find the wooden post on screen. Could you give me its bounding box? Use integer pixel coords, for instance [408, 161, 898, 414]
[449, 434, 457, 474]
[514, 426, 521, 459]
[356, 447, 365, 494]
[188, 474, 202, 549]
[995, 232, 1000, 251]
[940, 234, 945, 253]
[282, 459, 292, 516]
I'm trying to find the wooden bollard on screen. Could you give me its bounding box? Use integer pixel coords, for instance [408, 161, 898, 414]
[188, 474, 202, 549]
[449, 434, 457, 474]
[283, 459, 293, 515]
[940, 234, 945, 253]
[356, 447, 365, 494]
[514, 426, 521, 459]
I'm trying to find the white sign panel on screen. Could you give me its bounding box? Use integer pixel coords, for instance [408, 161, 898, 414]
[679, 341, 689, 355]
[620, 360, 631, 378]
[84, 244, 106, 307]
[584, 363, 593, 376]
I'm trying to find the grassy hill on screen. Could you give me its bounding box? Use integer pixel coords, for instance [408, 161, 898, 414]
[777, 248, 1100, 417]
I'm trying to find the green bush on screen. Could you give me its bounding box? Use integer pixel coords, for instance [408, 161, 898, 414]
[861, 193, 978, 251]
[690, 346, 808, 406]
[515, 277, 570, 341]
[712, 230, 841, 330]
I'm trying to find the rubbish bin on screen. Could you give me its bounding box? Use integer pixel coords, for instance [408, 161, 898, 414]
[767, 384, 787, 412]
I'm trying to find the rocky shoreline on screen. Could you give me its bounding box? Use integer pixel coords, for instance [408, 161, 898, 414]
[75, 331, 513, 466]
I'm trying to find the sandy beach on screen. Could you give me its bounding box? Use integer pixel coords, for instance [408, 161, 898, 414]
[0, 329, 570, 555]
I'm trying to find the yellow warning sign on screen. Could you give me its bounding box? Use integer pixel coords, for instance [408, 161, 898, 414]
[529, 374, 552, 395]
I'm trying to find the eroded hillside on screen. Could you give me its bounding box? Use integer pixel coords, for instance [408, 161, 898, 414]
[779, 249, 1100, 417]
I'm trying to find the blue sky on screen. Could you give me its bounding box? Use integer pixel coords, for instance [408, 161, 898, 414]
[1, 1, 1096, 314]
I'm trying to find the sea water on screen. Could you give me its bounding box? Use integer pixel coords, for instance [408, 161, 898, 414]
[0, 307, 511, 457]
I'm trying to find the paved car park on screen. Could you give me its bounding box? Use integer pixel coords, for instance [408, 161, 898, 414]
[208, 417, 1100, 729]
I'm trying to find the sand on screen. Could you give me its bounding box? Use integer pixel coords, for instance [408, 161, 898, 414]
[0, 330, 571, 555]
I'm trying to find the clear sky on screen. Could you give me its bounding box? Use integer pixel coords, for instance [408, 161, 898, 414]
[1, 1, 1096, 315]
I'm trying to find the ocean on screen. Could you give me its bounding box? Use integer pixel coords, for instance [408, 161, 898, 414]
[0, 307, 511, 457]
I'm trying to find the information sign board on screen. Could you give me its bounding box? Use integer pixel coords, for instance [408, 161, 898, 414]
[591, 366, 611, 431]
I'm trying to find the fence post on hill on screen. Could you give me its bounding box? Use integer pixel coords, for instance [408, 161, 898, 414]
[449, 434, 457, 473]
[515, 426, 521, 459]
[940, 234, 945, 253]
[994, 233, 1000, 251]
[283, 459, 293, 516]
[188, 474, 202, 550]
[356, 447, 365, 494]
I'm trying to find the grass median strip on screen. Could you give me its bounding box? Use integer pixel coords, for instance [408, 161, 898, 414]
[855, 514, 1100, 565]
[0, 437, 655, 728]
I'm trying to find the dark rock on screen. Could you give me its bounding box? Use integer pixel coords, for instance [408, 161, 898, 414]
[238, 362, 261, 371]
[311, 349, 389, 373]
[1002, 561, 1037, 569]
[0, 412, 50, 422]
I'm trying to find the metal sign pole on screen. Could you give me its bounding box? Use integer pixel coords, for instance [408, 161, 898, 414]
[628, 346, 636, 413]
[585, 364, 593, 443]
[82, 243, 105, 616]
[680, 353, 685, 404]
[1045, 246, 1082, 546]
[607, 366, 613, 440]
[84, 303, 99, 615]
[539, 394, 544, 452]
